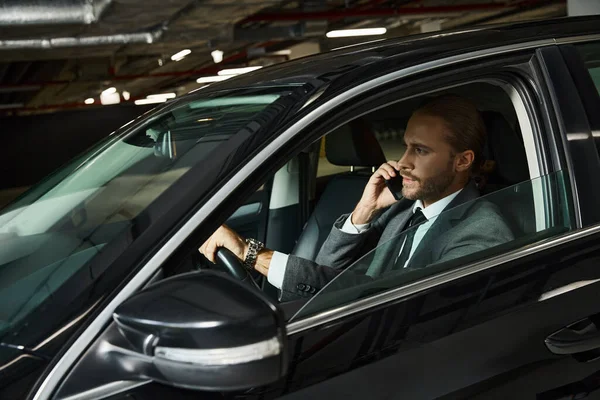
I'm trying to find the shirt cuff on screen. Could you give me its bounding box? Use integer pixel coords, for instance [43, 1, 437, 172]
[340, 212, 371, 234]
[267, 251, 289, 289]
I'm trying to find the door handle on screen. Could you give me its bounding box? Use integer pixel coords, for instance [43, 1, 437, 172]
[546, 318, 600, 355]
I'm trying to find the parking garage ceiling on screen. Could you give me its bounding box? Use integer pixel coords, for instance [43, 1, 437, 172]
[0, 0, 566, 115]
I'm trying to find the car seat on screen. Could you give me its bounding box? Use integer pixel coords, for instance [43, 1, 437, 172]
[291, 118, 387, 261]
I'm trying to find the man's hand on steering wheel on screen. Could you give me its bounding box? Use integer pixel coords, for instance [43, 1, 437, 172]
[199, 225, 248, 263]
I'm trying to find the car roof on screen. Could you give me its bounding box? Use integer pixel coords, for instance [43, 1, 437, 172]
[197, 15, 600, 94]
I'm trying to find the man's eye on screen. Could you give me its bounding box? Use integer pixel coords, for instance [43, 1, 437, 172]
[415, 147, 426, 154]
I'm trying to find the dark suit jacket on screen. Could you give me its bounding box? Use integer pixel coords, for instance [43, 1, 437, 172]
[279, 182, 514, 301]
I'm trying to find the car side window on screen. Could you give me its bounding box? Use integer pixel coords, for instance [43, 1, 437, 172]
[291, 170, 574, 321]
[572, 42, 600, 161]
[574, 41, 600, 95]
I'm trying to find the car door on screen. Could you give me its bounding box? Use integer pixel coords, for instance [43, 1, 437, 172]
[244, 45, 600, 399]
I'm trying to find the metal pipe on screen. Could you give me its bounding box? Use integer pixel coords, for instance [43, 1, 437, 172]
[0, 0, 112, 26]
[0, 28, 163, 49]
[240, 1, 541, 22]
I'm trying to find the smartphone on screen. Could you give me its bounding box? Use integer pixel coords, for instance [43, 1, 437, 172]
[385, 176, 404, 201]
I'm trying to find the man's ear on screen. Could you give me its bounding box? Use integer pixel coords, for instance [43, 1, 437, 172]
[455, 150, 475, 172]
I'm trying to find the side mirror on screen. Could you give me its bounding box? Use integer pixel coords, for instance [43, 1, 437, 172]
[112, 270, 287, 391]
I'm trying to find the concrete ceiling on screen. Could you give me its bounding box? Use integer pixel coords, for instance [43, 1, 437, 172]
[0, 0, 567, 115]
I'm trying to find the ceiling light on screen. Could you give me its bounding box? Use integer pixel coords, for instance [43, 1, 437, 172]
[122, 91, 131, 101]
[171, 49, 191, 62]
[197, 118, 214, 122]
[84, 98, 94, 105]
[270, 49, 292, 56]
[101, 87, 117, 96]
[100, 90, 120, 105]
[326, 28, 387, 38]
[211, 50, 224, 64]
[147, 93, 176, 99]
[196, 75, 233, 84]
[134, 98, 169, 105]
[218, 66, 262, 76]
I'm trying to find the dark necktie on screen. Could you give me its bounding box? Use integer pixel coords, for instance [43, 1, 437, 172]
[394, 208, 427, 269]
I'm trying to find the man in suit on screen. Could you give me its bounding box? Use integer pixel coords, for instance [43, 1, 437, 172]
[200, 95, 514, 301]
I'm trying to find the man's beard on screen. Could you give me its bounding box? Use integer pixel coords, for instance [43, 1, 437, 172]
[401, 166, 455, 203]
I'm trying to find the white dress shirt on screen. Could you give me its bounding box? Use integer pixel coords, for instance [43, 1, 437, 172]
[267, 189, 463, 289]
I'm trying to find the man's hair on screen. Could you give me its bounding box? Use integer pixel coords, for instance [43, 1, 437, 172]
[414, 94, 486, 172]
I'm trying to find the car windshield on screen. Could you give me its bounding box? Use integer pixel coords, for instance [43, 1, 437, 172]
[0, 84, 310, 368]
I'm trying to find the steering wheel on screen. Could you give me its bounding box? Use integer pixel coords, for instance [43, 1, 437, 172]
[215, 248, 260, 290]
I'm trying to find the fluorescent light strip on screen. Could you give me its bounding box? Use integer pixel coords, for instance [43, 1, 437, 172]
[147, 93, 176, 99]
[171, 49, 191, 61]
[326, 28, 387, 38]
[101, 87, 117, 96]
[196, 75, 233, 84]
[134, 98, 168, 105]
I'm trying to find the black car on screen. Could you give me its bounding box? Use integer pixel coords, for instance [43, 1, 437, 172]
[3, 15, 600, 400]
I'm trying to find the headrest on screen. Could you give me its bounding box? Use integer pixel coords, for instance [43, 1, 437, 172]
[325, 118, 386, 167]
[481, 111, 529, 184]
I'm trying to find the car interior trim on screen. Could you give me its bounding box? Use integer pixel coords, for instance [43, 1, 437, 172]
[500, 81, 548, 231]
[33, 36, 575, 400]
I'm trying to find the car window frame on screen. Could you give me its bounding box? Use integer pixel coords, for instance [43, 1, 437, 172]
[286, 51, 592, 333]
[282, 62, 574, 330]
[282, 73, 551, 322]
[536, 44, 600, 228]
[32, 38, 589, 400]
[265, 69, 559, 321]
[557, 41, 600, 166]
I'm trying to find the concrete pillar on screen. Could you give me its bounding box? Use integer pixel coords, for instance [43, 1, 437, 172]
[568, 0, 600, 16]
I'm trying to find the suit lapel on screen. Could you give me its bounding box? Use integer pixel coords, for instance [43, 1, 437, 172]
[406, 181, 481, 269]
[366, 205, 414, 277]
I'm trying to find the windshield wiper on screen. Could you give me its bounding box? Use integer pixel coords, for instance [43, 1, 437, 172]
[0, 342, 51, 361]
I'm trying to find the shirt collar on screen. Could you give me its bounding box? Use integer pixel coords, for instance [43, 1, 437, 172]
[412, 188, 463, 220]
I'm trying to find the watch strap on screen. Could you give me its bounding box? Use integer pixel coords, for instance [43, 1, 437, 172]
[243, 238, 264, 270]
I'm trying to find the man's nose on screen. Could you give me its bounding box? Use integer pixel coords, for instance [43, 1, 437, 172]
[398, 148, 413, 170]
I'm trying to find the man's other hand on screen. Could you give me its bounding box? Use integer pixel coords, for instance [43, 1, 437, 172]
[199, 225, 248, 263]
[352, 161, 400, 225]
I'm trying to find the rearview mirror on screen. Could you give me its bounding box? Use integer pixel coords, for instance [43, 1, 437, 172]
[152, 129, 176, 159]
[112, 270, 287, 391]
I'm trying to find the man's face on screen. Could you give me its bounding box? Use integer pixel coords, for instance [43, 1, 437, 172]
[398, 113, 459, 205]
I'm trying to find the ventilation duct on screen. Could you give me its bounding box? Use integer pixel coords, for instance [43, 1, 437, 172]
[0, 28, 163, 49]
[0, 0, 112, 26]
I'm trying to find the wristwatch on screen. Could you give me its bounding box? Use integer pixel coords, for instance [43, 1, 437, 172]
[243, 238, 264, 270]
